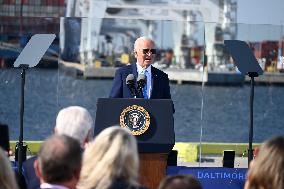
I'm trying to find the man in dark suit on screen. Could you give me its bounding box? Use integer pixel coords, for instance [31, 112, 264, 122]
[109, 36, 172, 100]
[23, 106, 94, 189]
[34, 135, 82, 189]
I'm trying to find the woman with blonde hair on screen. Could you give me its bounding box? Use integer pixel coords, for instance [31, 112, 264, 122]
[77, 126, 146, 189]
[0, 148, 19, 189]
[245, 136, 284, 189]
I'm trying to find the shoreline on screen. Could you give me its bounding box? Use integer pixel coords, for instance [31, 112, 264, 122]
[9, 140, 258, 168]
[59, 61, 284, 85]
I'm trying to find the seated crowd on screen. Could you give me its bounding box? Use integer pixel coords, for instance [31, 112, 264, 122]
[0, 106, 283, 189]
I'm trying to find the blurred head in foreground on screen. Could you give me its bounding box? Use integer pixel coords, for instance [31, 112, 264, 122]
[158, 175, 202, 189]
[77, 126, 139, 189]
[245, 136, 284, 189]
[0, 148, 19, 189]
[34, 135, 82, 189]
[55, 106, 94, 147]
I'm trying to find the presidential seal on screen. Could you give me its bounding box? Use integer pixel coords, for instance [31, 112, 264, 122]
[120, 105, 150, 135]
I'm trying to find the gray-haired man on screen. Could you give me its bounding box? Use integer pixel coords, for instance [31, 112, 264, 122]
[23, 106, 94, 189]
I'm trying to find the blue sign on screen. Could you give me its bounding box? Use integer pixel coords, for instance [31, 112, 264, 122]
[167, 166, 247, 189]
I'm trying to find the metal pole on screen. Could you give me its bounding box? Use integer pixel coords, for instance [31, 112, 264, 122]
[18, 64, 28, 176]
[248, 74, 255, 165]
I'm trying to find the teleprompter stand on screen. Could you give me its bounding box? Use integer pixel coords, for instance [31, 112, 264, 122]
[13, 34, 55, 177]
[224, 40, 263, 166]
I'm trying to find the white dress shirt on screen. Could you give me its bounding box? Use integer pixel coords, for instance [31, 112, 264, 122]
[136, 63, 152, 99]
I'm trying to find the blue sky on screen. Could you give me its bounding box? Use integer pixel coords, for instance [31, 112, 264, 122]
[238, 0, 284, 25]
[236, 0, 284, 41]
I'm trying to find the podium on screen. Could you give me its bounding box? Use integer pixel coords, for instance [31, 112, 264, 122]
[95, 98, 175, 189]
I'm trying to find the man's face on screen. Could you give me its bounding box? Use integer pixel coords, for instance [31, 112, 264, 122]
[134, 39, 156, 69]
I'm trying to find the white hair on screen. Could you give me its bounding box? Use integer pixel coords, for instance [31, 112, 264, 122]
[55, 106, 93, 146]
[133, 36, 155, 51]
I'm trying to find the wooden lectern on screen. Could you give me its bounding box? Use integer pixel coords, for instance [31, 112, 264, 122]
[95, 98, 175, 189]
[139, 153, 168, 189]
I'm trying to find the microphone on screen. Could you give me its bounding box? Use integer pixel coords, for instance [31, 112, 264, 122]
[126, 74, 137, 98]
[137, 74, 146, 98]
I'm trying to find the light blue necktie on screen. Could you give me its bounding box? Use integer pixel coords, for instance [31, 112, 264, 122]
[142, 70, 148, 99]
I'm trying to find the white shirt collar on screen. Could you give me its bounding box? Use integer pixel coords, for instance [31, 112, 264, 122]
[136, 62, 152, 75]
[40, 183, 70, 189]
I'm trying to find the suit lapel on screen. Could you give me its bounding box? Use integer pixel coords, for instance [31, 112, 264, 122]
[131, 63, 138, 78]
[151, 66, 158, 99]
[131, 63, 139, 89]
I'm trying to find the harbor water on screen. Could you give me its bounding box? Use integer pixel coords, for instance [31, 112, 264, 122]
[0, 68, 283, 143]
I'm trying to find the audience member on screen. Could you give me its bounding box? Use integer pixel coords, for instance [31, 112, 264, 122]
[34, 135, 82, 189]
[77, 126, 146, 189]
[0, 148, 19, 189]
[23, 106, 94, 189]
[158, 175, 202, 189]
[54, 106, 94, 148]
[245, 136, 284, 189]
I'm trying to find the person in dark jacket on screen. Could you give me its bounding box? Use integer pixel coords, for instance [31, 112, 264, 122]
[109, 36, 172, 100]
[23, 106, 94, 189]
[34, 135, 82, 189]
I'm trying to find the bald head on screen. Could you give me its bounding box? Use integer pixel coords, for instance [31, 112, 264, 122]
[36, 135, 82, 184]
